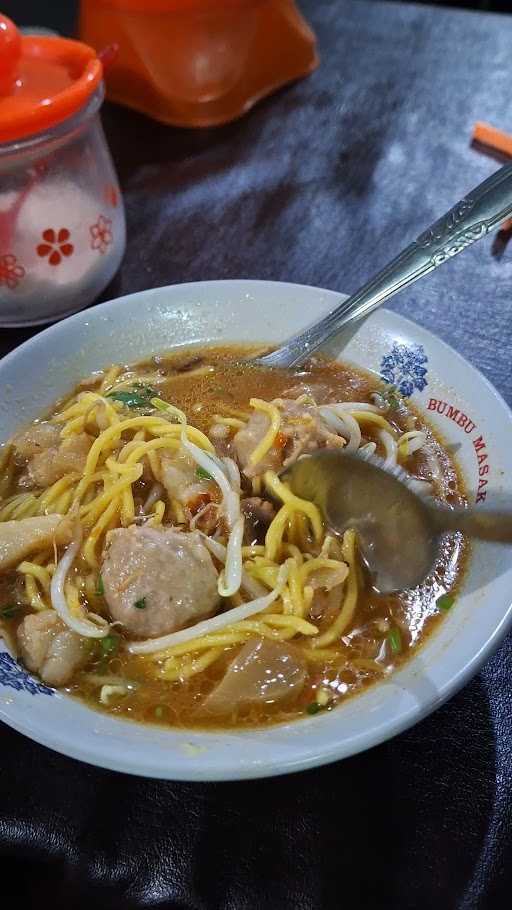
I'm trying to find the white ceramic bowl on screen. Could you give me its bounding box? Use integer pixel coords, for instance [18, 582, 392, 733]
[1, 280, 512, 780]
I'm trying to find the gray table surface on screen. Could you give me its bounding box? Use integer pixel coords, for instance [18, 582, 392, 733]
[1, 2, 512, 908]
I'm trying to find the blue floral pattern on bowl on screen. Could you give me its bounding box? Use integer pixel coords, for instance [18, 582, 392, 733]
[0, 652, 54, 696]
[380, 343, 428, 397]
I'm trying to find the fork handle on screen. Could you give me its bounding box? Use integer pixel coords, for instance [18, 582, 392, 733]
[258, 161, 512, 369]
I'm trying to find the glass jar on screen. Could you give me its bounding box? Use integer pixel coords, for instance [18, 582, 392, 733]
[0, 17, 126, 326]
[0, 86, 126, 326]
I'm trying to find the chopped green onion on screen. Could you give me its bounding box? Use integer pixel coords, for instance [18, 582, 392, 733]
[151, 397, 170, 412]
[133, 382, 158, 396]
[154, 706, 165, 719]
[381, 384, 400, 409]
[134, 597, 147, 610]
[388, 628, 402, 654]
[196, 466, 213, 481]
[437, 593, 454, 612]
[306, 702, 323, 715]
[106, 385, 157, 409]
[95, 574, 104, 597]
[100, 634, 119, 657]
[0, 604, 20, 620]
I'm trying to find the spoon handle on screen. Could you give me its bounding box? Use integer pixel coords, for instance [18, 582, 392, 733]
[257, 162, 512, 369]
[431, 506, 512, 543]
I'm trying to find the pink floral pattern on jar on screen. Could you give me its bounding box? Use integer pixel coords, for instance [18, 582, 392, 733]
[0, 253, 25, 289]
[37, 228, 74, 266]
[90, 215, 113, 255]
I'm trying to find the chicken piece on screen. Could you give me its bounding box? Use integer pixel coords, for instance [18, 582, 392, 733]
[13, 422, 61, 459]
[240, 496, 276, 545]
[17, 611, 87, 686]
[26, 432, 92, 488]
[0, 514, 72, 573]
[233, 411, 282, 477]
[158, 448, 198, 503]
[278, 399, 345, 468]
[101, 525, 220, 639]
[234, 399, 345, 478]
[203, 639, 306, 715]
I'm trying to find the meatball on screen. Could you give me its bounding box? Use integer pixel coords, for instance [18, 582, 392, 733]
[101, 526, 220, 639]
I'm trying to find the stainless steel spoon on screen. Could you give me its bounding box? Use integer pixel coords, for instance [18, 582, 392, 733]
[283, 450, 512, 593]
[253, 161, 512, 370]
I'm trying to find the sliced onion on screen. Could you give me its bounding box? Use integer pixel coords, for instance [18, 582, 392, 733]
[50, 524, 110, 638]
[127, 564, 289, 655]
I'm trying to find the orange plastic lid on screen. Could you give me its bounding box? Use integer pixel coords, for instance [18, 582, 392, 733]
[0, 14, 103, 144]
[100, 0, 255, 10]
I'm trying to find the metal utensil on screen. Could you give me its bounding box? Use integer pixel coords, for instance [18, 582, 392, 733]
[254, 162, 512, 370]
[283, 450, 512, 593]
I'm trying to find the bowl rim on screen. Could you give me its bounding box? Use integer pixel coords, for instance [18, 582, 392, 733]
[1, 278, 512, 781]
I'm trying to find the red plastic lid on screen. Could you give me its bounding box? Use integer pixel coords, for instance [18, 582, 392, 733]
[0, 14, 103, 144]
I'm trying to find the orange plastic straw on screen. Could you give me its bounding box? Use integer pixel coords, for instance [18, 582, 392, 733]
[473, 121, 512, 157]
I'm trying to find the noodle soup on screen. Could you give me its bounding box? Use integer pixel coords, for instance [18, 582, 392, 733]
[0, 347, 466, 729]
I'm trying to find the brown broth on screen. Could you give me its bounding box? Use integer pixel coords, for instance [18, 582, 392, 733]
[0, 345, 467, 730]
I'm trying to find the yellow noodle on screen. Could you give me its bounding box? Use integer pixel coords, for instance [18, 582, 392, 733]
[348, 411, 396, 434]
[38, 474, 79, 511]
[246, 564, 281, 588]
[287, 559, 305, 616]
[282, 543, 304, 564]
[303, 648, 345, 663]
[60, 414, 86, 437]
[303, 585, 314, 613]
[100, 365, 122, 392]
[17, 561, 51, 592]
[260, 613, 318, 635]
[281, 586, 294, 615]
[171, 499, 186, 524]
[23, 573, 47, 611]
[212, 415, 245, 429]
[264, 503, 293, 561]
[311, 530, 358, 647]
[242, 545, 265, 558]
[251, 476, 262, 496]
[12, 496, 40, 520]
[151, 630, 252, 659]
[264, 471, 323, 542]
[83, 496, 121, 568]
[79, 466, 142, 526]
[248, 399, 281, 465]
[0, 493, 38, 521]
[149, 500, 165, 526]
[159, 647, 224, 682]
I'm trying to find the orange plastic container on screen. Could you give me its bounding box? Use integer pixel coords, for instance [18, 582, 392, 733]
[79, 0, 318, 127]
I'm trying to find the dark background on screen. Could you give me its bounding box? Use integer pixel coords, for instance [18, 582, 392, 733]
[2, 1, 512, 909]
[5, 0, 512, 33]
